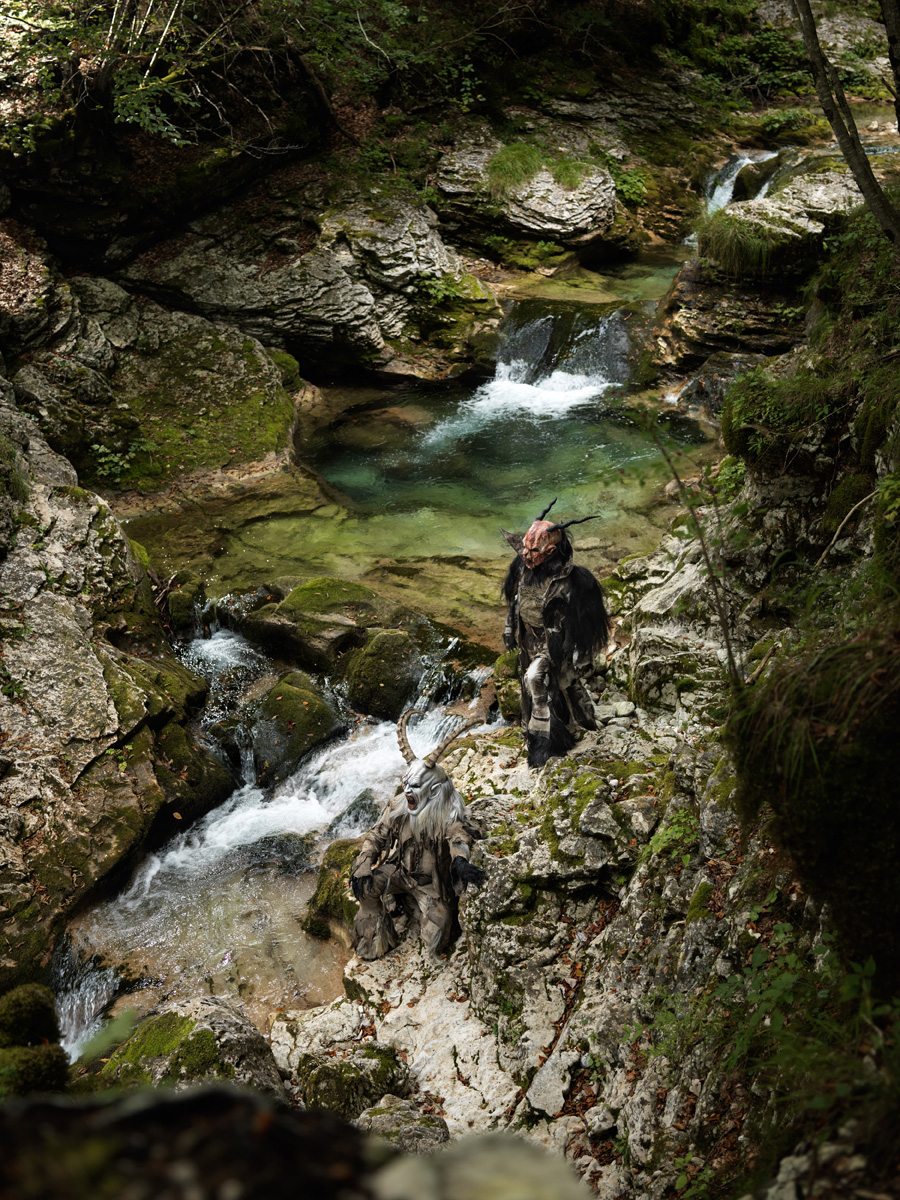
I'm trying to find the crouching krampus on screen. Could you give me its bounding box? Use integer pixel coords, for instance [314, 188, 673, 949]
[350, 710, 484, 961]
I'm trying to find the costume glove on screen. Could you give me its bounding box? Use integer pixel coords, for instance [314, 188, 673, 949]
[451, 856, 485, 890]
[350, 860, 374, 900]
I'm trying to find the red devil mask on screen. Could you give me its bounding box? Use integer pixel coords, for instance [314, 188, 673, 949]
[522, 520, 561, 568]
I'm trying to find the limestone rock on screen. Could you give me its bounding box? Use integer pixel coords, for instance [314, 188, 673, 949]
[0, 385, 232, 990]
[12, 277, 299, 492]
[0, 220, 75, 354]
[356, 1093, 450, 1154]
[436, 132, 617, 250]
[701, 167, 865, 279]
[293, 1042, 410, 1121]
[344, 629, 422, 719]
[120, 188, 499, 378]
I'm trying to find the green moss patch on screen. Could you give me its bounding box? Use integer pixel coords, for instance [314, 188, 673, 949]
[345, 630, 420, 719]
[304, 838, 362, 938]
[86, 325, 295, 491]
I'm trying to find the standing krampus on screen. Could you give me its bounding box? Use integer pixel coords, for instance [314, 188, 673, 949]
[349, 710, 484, 961]
[502, 498, 610, 768]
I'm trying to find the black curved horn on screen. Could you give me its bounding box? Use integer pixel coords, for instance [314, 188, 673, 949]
[547, 513, 601, 531]
[536, 498, 557, 521]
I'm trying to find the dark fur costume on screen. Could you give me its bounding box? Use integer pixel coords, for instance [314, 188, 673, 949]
[503, 531, 610, 768]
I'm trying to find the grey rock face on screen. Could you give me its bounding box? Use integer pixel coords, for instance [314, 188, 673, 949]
[120, 191, 498, 376]
[356, 1093, 450, 1154]
[0, 374, 233, 990]
[436, 134, 617, 248]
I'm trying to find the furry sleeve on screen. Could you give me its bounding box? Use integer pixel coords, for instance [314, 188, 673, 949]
[546, 566, 610, 667]
[502, 556, 524, 650]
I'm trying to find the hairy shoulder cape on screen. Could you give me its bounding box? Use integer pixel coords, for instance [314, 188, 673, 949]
[503, 549, 610, 666]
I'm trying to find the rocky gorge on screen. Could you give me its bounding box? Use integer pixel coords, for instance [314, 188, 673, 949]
[2, 1, 900, 1197]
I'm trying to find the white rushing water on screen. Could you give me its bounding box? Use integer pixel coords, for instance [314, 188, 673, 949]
[705, 149, 779, 215]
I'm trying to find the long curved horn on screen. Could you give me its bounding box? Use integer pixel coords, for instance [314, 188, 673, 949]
[536, 498, 557, 521]
[423, 716, 480, 768]
[396, 708, 424, 764]
[547, 513, 601, 531]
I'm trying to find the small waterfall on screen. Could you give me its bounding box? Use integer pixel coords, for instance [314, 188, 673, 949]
[705, 150, 779, 214]
[51, 942, 122, 1061]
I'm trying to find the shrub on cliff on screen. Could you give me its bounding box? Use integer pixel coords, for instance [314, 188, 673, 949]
[727, 626, 900, 995]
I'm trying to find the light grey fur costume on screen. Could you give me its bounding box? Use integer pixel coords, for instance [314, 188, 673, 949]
[350, 711, 483, 961]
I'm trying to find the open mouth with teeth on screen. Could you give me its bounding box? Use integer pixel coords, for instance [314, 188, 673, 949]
[405, 790, 418, 812]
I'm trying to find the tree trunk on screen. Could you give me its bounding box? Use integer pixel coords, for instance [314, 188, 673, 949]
[791, 0, 900, 247]
[880, 0, 900, 133]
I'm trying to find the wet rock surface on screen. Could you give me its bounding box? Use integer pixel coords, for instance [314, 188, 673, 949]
[0, 375, 233, 991]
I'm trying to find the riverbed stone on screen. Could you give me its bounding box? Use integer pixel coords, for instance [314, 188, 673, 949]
[253, 672, 342, 783]
[345, 629, 422, 719]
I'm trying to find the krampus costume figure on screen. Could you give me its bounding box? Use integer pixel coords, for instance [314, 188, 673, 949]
[502, 499, 610, 769]
[350, 710, 484, 961]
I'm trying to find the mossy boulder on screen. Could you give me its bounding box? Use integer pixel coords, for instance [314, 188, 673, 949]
[345, 630, 421, 719]
[99, 997, 286, 1097]
[0, 984, 68, 1100]
[153, 719, 235, 819]
[0, 983, 60, 1049]
[0, 1043, 69, 1100]
[239, 577, 416, 673]
[356, 1093, 450, 1154]
[303, 837, 362, 943]
[294, 1043, 409, 1120]
[253, 672, 342, 784]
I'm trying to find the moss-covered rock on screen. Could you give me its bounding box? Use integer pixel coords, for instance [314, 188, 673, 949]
[0, 984, 68, 1100]
[303, 838, 362, 942]
[99, 998, 285, 1097]
[0, 1043, 69, 1099]
[345, 630, 421, 719]
[0, 983, 60, 1049]
[295, 1043, 409, 1120]
[253, 674, 341, 784]
[356, 1093, 450, 1154]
